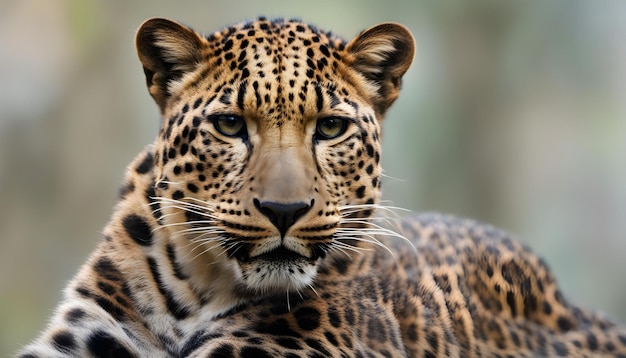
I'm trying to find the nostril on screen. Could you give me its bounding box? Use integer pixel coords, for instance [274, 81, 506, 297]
[293, 199, 314, 223]
[253, 198, 278, 223]
[254, 199, 313, 238]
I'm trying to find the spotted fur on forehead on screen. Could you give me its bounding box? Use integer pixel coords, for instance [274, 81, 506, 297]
[168, 17, 352, 122]
[138, 16, 414, 121]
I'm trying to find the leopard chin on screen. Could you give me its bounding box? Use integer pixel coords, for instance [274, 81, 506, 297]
[236, 246, 319, 293]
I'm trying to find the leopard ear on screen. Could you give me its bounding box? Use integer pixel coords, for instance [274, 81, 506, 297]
[136, 18, 206, 113]
[346, 23, 415, 116]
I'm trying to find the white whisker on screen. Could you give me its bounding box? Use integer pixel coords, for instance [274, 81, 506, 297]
[327, 245, 355, 259]
[335, 232, 396, 258]
[307, 283, 320, 298]
[187, 237, 230, 262]
[338, 203, 409, 218]
[149, 196, 216, 212]
[183, 226, 223, 235]
[155, 204, 216, 219]
[330, 241, 369, 255]
[379, 171, 406, 183]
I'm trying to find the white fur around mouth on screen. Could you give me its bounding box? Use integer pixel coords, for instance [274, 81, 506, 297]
[237, 246, 319, 293]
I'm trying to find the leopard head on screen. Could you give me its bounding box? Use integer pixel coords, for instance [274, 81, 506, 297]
[135, 17, 414, 295]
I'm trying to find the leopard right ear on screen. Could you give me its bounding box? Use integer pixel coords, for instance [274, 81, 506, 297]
[136, 18, 206, 113]
[346, 23, 415, 117]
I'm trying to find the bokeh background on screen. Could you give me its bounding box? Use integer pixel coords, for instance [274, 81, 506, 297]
[2, 0, 626, 355]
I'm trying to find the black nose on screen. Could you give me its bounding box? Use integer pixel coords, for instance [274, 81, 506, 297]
[254, 199, 313, 238]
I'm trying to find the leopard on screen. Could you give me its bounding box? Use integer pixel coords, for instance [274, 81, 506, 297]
[18, 16, 626, 357]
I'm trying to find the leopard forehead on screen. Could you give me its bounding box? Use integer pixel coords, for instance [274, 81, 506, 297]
[200, 18, 346, 78]
[167, 18, 360, 124]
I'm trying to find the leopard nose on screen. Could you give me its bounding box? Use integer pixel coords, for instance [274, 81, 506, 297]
[253, 199, 313, 238]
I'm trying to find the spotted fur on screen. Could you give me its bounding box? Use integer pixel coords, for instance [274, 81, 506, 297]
[19, 17, 626, 357]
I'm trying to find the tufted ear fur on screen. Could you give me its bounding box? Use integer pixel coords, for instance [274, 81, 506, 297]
[346, 23, 415, 117]
[136, 18, 206, 113]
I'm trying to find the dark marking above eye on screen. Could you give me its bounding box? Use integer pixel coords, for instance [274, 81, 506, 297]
[237, 82, 247, 110]
[192, 97, 203, 109]
[219, 91, 231, 105]
[315, 86, 323, 112]
[191, 116, 202, 127]
[327, 91, 340, 108]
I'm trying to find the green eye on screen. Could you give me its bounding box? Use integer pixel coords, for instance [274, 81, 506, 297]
[316, 117, 348, 140]
[211, 114, 246, 137]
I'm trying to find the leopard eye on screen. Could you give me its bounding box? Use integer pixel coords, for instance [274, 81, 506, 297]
[211, 114, 247, 138]
[315, 117, 349, 140]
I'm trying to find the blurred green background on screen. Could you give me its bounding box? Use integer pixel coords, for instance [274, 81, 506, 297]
[2, 0, 626, 355]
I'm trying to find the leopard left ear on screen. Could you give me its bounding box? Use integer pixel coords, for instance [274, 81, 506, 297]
[136, 18, 206, 113]
[346, 23, 415, 116]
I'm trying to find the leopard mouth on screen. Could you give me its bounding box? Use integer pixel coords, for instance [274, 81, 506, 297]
[251, 246, 309, 262]
[235, 244, 328, 264]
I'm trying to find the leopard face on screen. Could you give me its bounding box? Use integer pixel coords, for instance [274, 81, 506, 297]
[136, 17, 414, 294]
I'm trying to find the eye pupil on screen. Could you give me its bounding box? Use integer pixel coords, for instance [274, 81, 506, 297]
[316, 117, 348, 140]
[212, 115, 246, 137]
